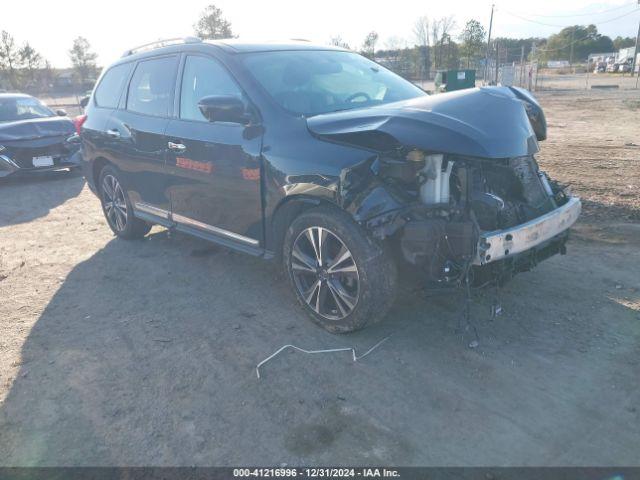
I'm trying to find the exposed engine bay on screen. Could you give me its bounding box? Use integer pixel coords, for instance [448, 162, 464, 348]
[361, 149, 576, 288]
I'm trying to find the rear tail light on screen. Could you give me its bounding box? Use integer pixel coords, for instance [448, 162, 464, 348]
[73, 114, 87, 135]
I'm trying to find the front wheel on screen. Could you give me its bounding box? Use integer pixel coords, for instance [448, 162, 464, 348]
[283, 207, 397, 333]
[98, 165, 151, 239]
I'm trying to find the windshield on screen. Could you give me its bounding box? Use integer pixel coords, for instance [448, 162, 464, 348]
[242, 50, 426, 116]
[0, 96, 55, 122]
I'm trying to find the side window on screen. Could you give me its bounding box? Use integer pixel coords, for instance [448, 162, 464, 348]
[180, 55, 242, 122]
[127, 56, 178, 117]
[94, 63, 132, 108]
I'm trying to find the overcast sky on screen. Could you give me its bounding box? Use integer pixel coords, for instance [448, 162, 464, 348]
[3, 0, 639, 67]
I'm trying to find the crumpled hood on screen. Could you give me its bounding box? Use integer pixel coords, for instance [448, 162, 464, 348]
[306, 87, 540, 159]
[0, 116, 75, 142]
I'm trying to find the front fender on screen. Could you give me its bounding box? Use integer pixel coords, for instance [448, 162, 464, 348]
[509, 86, 547, 141]
[268, 159, 412, 252]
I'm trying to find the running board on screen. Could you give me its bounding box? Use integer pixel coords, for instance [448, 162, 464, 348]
[133, 203, 269, 258]
[174, 222, 265, 257]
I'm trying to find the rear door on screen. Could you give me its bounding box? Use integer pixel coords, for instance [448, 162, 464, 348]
[165, 54, 263, 248]
[82, 62, 133, 174]
[104, 55, 179, 221]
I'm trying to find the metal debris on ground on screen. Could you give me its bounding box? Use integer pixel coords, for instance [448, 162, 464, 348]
[457, 274, 480, 349]
[490, 281, 503, 319]
[456, 267, 507, 348]
[255, 336, 391, 379]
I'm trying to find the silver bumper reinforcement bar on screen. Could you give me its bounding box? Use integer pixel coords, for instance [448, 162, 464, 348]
[474, 196, 582, 265]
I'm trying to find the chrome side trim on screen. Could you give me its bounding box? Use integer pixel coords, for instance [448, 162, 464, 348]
[172, 213, 260, 247]
[474, 196, 581, 265]
[134, 202, 170, 219]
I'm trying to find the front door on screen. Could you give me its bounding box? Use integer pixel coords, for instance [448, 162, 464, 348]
[106, 55, 179, 220]
[165, 54, 263, 247]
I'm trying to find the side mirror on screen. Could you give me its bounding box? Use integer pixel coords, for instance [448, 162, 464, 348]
[56, 109, 67, 116]
[197, 95, 248, 124]
[79, 96, 90, 108]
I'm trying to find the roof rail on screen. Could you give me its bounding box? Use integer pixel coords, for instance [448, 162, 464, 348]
[122, 37, 202, 57]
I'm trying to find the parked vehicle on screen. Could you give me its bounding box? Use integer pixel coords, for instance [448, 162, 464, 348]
[79, 38, 581, 333]
[606, 63, 618, 73]
[0, 93, 81, 178]
[593, 62, 607, 73]
[618, 61, 632, 73]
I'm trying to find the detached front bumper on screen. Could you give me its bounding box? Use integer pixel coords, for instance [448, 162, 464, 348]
[474, 196, 582, 265]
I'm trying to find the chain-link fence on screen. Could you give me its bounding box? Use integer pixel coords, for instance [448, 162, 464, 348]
[497, 63, 539, 90]
[535, 69, 640, 91]
[426, 63, 640, 92]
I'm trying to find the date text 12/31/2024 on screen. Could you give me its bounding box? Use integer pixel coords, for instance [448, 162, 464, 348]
[233, 468, 401, 478]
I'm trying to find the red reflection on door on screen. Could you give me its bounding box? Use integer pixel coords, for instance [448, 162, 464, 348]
[176, 157, 214, 174]
[241, 168, 260, 181]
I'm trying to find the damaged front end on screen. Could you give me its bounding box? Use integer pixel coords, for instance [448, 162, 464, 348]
[314, 87, 581, 288]
[385, 151, 578, 286]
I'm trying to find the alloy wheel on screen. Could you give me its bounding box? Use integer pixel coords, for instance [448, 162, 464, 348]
[102, 174, 128, 232]
[290, 226, 360, 320]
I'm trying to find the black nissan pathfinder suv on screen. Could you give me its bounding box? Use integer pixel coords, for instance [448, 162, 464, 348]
[79, 38, 581, 333]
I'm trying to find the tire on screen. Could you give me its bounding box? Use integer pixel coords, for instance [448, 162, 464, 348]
[283, 207, 397, 333]
[98, 165, 151, 239]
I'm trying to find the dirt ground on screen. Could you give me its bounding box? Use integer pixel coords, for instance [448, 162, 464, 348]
[0, 89, 638, 466]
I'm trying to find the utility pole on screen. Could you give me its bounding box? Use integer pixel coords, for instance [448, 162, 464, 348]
[531, 42, 537, 91]
[520, 45, 525, 87]
[569, 26, 574, 69]
[485, 4, 495, 84]
[495, 42, 500, 84]
[633, 0, 640, 82]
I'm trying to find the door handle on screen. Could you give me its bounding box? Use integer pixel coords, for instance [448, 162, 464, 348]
[106, 129, 121, 138]
[168, 141, 186, 152]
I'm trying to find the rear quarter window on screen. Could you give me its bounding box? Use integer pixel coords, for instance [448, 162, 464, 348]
[94, 63, 132, 108]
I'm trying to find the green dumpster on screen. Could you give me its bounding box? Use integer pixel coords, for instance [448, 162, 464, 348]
[434, 69, 476, 92]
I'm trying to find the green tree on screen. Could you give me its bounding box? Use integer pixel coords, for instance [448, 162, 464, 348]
[19, 42, 43, 88]
[69, 37, 97, 88]
[613, 36, 635, 50]
[458, 19, 486, 68]
[0, 31, 21, 89]
[491, 37, 546, 63]
[194, 4, 234, 40]
[362, 31, 379, 59]
[539, 25, 614, 63]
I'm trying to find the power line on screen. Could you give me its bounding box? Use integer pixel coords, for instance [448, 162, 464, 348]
[502, 6, 640, 28]
[507, 2, 637, 18]
[534, 31, 610, 53]
[495, 7, 640, 54]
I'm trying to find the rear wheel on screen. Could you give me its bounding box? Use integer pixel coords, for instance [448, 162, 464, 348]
[98, 165, 151, 239]
[283, 207, 397, 333]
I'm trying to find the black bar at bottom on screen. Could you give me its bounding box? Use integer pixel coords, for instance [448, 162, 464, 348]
[0, 467, 638, 480]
